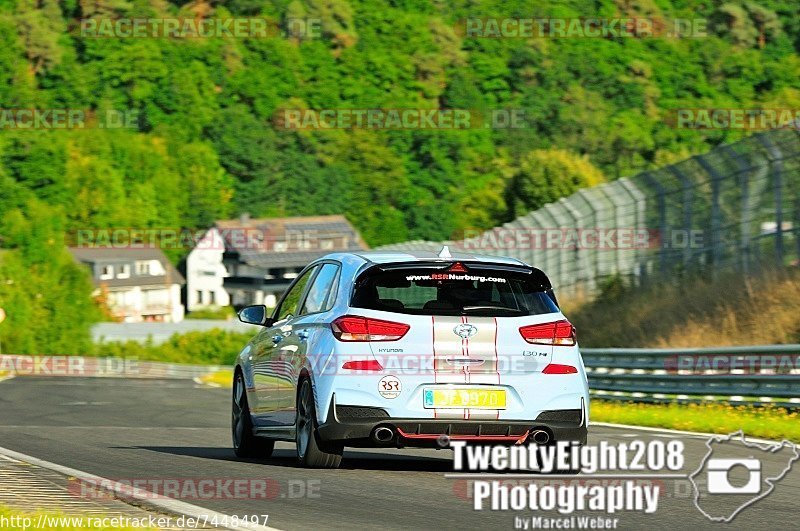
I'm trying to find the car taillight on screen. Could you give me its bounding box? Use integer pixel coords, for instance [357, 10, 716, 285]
[519, 320, 576, 346]
[331, 315, 410, 342]
[542, 363, 578, 374]
[341, 359, 384, 371]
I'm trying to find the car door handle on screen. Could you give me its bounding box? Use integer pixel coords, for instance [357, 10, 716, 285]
[272, 335, 284, 344]
[296, 330, 309, 341]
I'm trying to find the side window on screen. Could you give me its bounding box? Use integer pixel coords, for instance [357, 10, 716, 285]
[323, 268, 340, 311]
[300, 263, 340, 315]
[274, 267, 317, 322]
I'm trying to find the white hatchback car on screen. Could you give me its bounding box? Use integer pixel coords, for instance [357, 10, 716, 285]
[232, 249, 589, 468]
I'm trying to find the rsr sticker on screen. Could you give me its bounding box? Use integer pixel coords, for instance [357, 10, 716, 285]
[378, 375, 402, 399]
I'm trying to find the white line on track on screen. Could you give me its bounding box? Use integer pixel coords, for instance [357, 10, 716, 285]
[0, 426, 222, 429]
[0, 445, 281, 531]
[592, 421, 786, 445]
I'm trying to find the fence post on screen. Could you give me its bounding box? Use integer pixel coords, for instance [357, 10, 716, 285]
[539, 204, 566, 293]
[758, 134, 785, 266]
[721, 145, 751, 275]
[616, 178, 647, 287]
[668, 165, 694, 272]
[795, 194, 800, 266]
[573, 189, 599, 293]
[595, 184, 627, 277]
[695, 155, 724, 277]
[530, 210, 551, 277]
[641, 172, 667, 276]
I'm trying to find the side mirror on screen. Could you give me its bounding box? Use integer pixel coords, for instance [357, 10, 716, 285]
[237, 305, 274, 326]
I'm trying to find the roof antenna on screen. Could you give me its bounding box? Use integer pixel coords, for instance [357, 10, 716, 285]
[438, 245, 452, 258]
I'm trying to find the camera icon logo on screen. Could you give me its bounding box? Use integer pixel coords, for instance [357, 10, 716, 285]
[706, 458, 761, 494]
[690, 431, 799, 522]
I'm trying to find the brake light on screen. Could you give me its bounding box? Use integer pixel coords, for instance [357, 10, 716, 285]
[542, 363, 578, 374]
[447, 262, 468, 273]
[341, 359, 384, 371]
[332, 316, 410, 342]
[519, 320, 576, 346]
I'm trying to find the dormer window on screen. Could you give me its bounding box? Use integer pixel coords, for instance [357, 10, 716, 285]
[117, 264, 131, 279]
[100, 265, 114, 280]
[135, 260, 150, 275]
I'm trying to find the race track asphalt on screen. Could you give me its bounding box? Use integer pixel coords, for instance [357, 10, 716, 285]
[0, 377, 797, 530]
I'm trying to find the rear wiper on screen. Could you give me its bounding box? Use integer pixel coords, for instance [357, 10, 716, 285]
[461, 305, 522, 315]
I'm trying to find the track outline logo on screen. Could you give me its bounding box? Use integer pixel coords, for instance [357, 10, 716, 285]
[689, 430, 799, 522]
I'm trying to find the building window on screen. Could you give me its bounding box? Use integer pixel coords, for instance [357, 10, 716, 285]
[196, 290, 204, 304]
[100, 265, 114, 280]
[136, 261, 150, 275]
[273, 241, 287, 252]
[321, 239, 334, 250]
[117, 264, 130, 279]
[209, 291, 216, 305]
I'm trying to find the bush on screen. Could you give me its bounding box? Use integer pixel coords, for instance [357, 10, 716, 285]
[93, 329, 255, 366]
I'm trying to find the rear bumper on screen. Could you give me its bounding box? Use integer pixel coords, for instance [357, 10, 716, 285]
[317, 400, 587, 447]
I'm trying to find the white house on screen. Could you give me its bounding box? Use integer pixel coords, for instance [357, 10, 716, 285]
[69, 247, 185, 323]
[184, 227, 231, 312]
[184, 215, 366, 311]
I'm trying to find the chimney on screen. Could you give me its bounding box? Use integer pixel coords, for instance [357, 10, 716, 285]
[239, 212, 250, 225]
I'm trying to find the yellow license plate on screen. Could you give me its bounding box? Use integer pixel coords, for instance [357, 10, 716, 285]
[423, 388, 507, 409]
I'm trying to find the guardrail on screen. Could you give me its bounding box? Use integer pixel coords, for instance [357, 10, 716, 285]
[581, 345, 800, 407]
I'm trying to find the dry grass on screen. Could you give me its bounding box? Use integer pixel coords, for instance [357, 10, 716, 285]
[568, 269, 800, 348]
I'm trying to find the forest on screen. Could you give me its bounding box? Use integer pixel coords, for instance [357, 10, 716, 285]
[1, 0, 799, 353]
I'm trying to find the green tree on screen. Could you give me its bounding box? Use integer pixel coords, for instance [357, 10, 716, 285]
[506, 149, 606, 218]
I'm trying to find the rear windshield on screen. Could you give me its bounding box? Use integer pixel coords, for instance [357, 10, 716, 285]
[351, 267, 559, 317]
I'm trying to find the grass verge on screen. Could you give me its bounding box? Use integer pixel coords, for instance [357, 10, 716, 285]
[194, 369, 294, 390]
[92, 329, 253, 365]
[195, 369, 233, 387]
[591, 400, 800, 442]
[0, 504, 155, 530]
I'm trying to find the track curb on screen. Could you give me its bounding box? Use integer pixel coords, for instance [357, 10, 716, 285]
[0, 445, 281, 531]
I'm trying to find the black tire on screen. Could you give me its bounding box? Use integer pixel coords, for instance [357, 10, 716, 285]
[295, 378, 343, 468]
[232, 371, 275, 458]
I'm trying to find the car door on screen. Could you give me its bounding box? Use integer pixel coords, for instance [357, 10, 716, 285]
[252, 266, 319, 426]
[272, 262, 341, 425]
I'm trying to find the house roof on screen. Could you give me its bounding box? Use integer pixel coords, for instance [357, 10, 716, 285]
[215, 214, 366, 269]
[68, 247, 185, 287]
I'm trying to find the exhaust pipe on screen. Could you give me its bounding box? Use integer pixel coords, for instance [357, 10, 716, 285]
[530, 429, 551, 445]
[372, 426, 394, 444]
